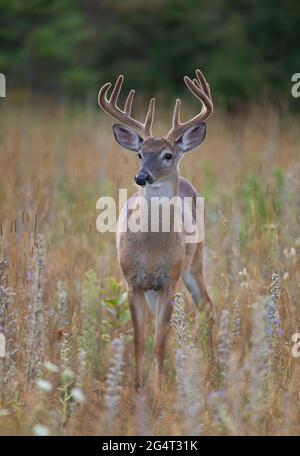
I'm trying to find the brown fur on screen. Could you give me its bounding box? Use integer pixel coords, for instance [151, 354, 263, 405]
[117, 142, 215, 391]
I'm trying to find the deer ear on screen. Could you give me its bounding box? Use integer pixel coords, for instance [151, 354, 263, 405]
[113, 124, 143, 152]
[175, 123, 206, 153]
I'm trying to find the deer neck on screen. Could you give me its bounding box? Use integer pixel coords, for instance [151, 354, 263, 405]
[135, 174, 180, 240]
[138, 175, 179, 200]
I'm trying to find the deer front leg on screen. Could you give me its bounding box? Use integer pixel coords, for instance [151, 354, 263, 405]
[154, 287, 174, 393]
[128, 288, 146, 391]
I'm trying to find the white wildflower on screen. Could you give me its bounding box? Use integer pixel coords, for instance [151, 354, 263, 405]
[36, 379, 53, 393]
[33, 424, 49, 436]
[71, 387, 85, 404]
[44, 361, 59, 373]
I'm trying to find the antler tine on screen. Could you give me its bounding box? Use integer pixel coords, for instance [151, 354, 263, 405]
[194, 69, 212, 101]
[98, 75, 155, 139]
[192, 76, 211, 102]
[144, 98, 155, 137]
[195, 69, 210, 97]
[124, 89, 135, 115]
[98, 81, 112, 107]
[193, 73, 210, 98]
[109, 74, 123, 105]
[193, 78, 201, 89]
[171, 98, 181, 129]
[166, 69, 213, 142]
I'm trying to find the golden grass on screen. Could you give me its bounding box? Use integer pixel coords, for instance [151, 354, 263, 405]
[0, 100, 299, 435]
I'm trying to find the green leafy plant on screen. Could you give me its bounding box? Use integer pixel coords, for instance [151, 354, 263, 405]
[101, 277, 130, 337]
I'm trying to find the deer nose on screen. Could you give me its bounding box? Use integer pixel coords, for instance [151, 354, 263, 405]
[135, 171, 152, 186]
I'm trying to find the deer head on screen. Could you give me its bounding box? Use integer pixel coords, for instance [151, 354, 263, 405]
[98, 69, 213, 186]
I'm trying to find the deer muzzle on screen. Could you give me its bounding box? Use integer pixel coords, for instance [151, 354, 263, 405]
[135, 170, 153, 186]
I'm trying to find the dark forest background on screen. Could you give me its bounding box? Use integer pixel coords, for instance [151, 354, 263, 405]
[0, 0, 299, 106]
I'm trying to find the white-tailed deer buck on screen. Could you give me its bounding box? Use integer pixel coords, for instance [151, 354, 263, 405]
[98, 69, 215, 391]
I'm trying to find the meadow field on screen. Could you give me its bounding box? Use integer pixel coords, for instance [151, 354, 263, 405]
[0, 99, 299, 435]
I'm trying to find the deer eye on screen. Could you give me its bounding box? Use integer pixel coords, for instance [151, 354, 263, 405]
[164, 153, 173, 160]
[137, 153, 142, 159]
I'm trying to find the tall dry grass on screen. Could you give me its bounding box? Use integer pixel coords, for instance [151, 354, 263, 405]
[0, 99, 299, 435]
